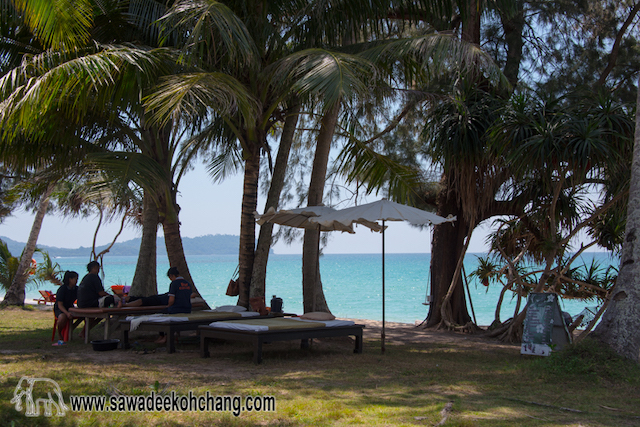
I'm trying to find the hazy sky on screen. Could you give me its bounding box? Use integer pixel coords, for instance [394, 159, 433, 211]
[0, 162, 504, 255]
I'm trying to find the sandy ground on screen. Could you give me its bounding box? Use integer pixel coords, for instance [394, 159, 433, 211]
[10, 301, 520, 375]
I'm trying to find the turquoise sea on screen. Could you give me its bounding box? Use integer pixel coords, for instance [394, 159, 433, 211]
[24, 252, 617, 325]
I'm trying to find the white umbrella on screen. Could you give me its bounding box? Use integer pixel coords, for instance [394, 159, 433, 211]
[255, 205, 382, 310]
[256, 205, 376, 233]
[310, 199, 456, 352]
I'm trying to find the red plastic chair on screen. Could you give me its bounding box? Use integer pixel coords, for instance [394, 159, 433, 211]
[52, 314, 70, 342]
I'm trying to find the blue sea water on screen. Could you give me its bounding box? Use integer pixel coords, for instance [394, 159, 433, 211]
[25, 252, 617, 325]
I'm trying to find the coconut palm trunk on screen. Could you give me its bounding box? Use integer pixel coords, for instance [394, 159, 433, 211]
[1, 184, 54, 306]
[129, 191, 158, 296]
[237, 142, 262, 308]
[162, 207, 207, 306]
[302, 102, 341, 313]
[250, 102, 300, 300]
[590, 76, 640, 363]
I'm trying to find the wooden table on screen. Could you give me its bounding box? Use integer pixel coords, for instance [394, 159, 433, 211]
[69, 306, 168, 344]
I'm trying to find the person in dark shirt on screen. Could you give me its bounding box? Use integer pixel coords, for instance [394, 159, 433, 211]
[120, 267, 192, 314]
[77, 261, 114, 308]
[166, 267, 192, 314]
[76, 261, 114, 338]
[53, 271, 79, 345]
[119, 267, 192, 344]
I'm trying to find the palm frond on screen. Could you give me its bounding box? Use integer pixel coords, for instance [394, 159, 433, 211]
[12, 0, 93, 49]
[159, 0, 258, 69]
[336, 136, 422, 204]
[144, 72, 259, 131]
[271, 49, 378, 110]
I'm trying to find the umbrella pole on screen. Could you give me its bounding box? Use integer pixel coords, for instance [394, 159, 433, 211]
[313, 226, 321, 312]
[382, 220, 385, 354]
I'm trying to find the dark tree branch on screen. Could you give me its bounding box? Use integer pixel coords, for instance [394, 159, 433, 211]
[596, 2, 640, 86]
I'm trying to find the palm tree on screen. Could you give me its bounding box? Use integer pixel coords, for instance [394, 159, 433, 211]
[588, 77, 640, 363]
[0, 0, 246, 301]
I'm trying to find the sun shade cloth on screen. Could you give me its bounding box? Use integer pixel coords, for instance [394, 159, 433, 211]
[309, 199, 456, 228]
[255, 206, 382, 233]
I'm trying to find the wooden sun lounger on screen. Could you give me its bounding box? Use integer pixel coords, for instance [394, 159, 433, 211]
[199, 319, 364, 364]
[69, 306, 168, 344]
[119, 312, 269, 354]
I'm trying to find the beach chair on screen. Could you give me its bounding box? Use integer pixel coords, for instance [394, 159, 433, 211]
[199, 317, 364, 363]
[38, 290, 56, 305]
[51, 313, 69, 342]
[119, 311, 264, 353]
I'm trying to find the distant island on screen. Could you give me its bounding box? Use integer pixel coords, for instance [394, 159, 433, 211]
[0, 234, 242, 258]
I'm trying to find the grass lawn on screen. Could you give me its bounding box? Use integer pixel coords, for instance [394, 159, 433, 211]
[0, 306, 639, 426]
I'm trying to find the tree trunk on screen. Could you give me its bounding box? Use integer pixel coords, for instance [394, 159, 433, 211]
[162, 209, 208, 307]
[425, 180, 471, 327]
[250, 102, 300, 300]
[461, 0, 481, 44]
[590, 76, 640, 363]
[237, 143, 261, 308]
[499, 0, 524, 86]
[1, 184, 54, 307]
[129, 191, 158, 297]
[302, 102, 341, 313]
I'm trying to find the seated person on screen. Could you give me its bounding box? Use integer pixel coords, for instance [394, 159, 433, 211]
[76, 261, 115, 337]
[121, 267, 192, 314]
[121, 267, 192, 344]
[53, 271, 79, 345]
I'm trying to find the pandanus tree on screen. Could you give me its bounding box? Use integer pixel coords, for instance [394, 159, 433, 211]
[485, 91, 634, 342]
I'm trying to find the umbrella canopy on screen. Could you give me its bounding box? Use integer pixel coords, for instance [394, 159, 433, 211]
[255, 205, 383, 312]
[309, 198, 455, 228]
[309, 199, 456, 353]
[255, 206, 382, 233]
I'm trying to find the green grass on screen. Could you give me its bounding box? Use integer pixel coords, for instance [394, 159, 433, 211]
[0, 307, 639, 426]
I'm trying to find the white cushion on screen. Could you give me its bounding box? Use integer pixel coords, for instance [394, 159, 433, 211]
[212, 305, 247, 313]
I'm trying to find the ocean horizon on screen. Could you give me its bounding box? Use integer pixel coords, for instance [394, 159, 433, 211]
[21, 252, 617, 325]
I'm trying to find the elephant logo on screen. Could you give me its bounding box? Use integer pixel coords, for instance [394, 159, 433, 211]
[11, 376, 68, 417]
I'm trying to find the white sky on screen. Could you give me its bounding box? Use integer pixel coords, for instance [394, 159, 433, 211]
[0, 162, 496, 255]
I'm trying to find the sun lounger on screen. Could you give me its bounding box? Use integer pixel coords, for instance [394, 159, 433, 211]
[37, 290, 56, 305]
[199, 317, 364, 363]
[69, 306, 169, 344]
[119, 311, 262, 353]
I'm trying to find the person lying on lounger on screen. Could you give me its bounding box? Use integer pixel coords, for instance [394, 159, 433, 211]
[119, 267, 192, 314]
[119, 267, 192, 344]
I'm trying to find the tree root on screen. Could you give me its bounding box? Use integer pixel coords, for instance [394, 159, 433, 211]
[434, 401, 454, 426]
[433, 320, 484, 334]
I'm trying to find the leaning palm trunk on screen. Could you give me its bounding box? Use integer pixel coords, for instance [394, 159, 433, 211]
[129, 192, 158, 297]
[237, 143, 261, 308]
[590, 76, 640, 362]
[250, 102, 300, 300]
[1, 184, 54, 306]
[302, 102, 341, 313]
[162, 199, 208, 307]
